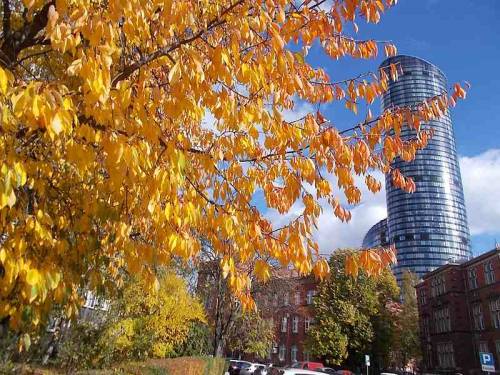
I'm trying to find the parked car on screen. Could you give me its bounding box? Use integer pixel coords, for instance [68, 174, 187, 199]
[289, 362, 325, 370]
[228, 360, 253, 375]
[255, 364, 274, 375]
[241, 363, 267, 375]
[317, 367, 337, 374]
[280, 369, 327, 375]
[334, 370, 353, 375]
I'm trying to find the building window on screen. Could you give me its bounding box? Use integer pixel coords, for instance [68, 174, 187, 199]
[431, 275, 446, 297]
[422, 317, 430, 338]
[473, 304, 485, 331]
[291, 345, 298, 363]
[434, 307, 451, 333]
[419, 289, 427, 305]
[279, 344, 286, 362]
[295, 291, 301, 305]
[469, 268, 478, 289]
[272, 342, 278, 354]
[485, 261, 496, 285]
[306, 290, 315, 305]
[83, 291, 108, 310]
[305, 317, 311, 332]
[495, 341, 500, 363]
[292, 316, 299, 333]
[281, 316, 288, 333]
[490, 298, 500, 329]
[284, 292, 289, 306]
[437, 342, 455, 368]
[479, 341, 489, 354]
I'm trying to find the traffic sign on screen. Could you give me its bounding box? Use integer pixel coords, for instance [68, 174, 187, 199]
[365, 354, 370, 367]
[480, 352, 495, 372]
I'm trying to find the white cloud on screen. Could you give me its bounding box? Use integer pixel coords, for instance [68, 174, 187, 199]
[460, 149, 500, 236]
[314, 178, 387, 253]
[265, 171, 388, 254]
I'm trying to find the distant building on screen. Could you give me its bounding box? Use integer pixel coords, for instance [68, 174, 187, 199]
[362, 218, 389, 249]
[256, 275, 319, 365]
[416, 248, 500, 374]
[363, 55, 472, 282]
[198, 260, 321, 366]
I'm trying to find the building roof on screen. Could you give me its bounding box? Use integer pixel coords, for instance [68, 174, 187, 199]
[417, 248, 500, 286]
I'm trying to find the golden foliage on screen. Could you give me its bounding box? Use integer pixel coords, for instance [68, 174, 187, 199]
[0, 0, 467, 334]
[101, 273, 205, 360]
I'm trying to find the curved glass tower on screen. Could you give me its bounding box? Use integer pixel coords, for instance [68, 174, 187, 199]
[379, 55, 472, 281]
[362, 218, 388, 249]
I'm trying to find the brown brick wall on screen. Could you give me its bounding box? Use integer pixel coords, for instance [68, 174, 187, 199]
[417, 249, 500, 375]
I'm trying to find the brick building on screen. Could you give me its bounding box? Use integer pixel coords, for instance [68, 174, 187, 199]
[416, 248, 500, 374]
[256, 275, 320, 365]
[197, 260, 321, 365]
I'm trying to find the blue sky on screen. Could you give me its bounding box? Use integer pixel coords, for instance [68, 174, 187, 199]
[264, 0, 500, 256]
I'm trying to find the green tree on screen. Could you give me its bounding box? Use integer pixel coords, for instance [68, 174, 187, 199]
[227, 312, 275, 359]
[306, 249, 399, 368]
[100, 272, 206, 362]
[393, 270, 421, 369]
[369, 271, 400, 372]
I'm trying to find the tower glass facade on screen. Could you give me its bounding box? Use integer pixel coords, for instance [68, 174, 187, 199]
[378, 55, 472, 281]
[362, 218, 388, 249]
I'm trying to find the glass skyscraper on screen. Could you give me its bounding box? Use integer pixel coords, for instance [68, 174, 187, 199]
[363, 55, 472, 281]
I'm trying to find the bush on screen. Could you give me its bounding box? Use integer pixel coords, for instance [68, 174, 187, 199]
[117, 357, 228, 375]
[55, 321, 110, 371]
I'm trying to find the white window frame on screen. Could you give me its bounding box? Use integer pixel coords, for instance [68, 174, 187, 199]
[279, 344, 286, 362]
[469, 268, 478, 289]
[295, 291, 301, 305]
[292, 316, 299, 333]
[434, 306, 451, 333]
[491, 298, 500, 329]
[281, 316, 288, 333]
[473, 304, 485, 331]
[291, 345, 298, 362]
[485, 261, 496, 285]
[305, 317, 311, 332]
[306, 290, 314, 305]
[437, 342, 455, 368]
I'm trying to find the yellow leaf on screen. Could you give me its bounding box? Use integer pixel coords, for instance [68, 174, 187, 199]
[0, 67, 9, 95]
[168, 61, 181, 85]
[50, 112, 64, 135]
[254, 260, 270, 282]
[26, 269, 40, 286]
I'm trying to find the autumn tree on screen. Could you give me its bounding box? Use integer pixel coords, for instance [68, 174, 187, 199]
[305, 249, 399, 367]
[196, 242, 284, 357]
[0, 0, 467, 337]
[99, 272, 205, 362]
[392, 270, 421, 370]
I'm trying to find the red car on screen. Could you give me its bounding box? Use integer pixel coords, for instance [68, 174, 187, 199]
[289, 362, 325, 370]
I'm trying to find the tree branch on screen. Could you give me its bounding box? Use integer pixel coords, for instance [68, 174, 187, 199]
[111, 0, 245, 86]
[2, 0, 11, 40]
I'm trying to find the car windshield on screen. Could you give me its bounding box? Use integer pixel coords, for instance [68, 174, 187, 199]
[240, 363, 251, 368]
[291, 362, 302, 368]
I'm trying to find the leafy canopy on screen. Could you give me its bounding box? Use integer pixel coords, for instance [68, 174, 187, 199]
[0, 0, 467, 333]
[306, 249, 399, 366]
[100, 273, 205, 361]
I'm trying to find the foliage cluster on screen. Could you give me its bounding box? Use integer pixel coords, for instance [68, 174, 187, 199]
[99, 273, 205, 361]
[391, 270, 421, 368]
[306, 249, 400, 369]
[122, 356, 228, 375]
[0, 0, 468, 340]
